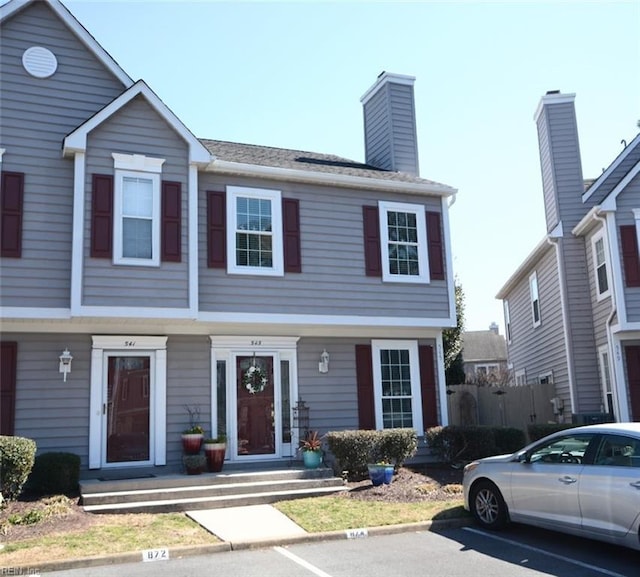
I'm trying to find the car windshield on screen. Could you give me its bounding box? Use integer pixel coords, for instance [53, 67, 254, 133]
[528, 434, 593, 464]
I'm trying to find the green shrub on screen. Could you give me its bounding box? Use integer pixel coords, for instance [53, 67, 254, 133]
[527, 423, 577, 443]
[28, 452, 81, 495]
[425, 425, 526, 464]
[326, 429, 418, 480]
[0, 435, 37, 501]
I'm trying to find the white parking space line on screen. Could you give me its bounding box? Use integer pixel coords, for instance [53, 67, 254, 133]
[463, 527, 629, 577]
[274, 546, 334, 577]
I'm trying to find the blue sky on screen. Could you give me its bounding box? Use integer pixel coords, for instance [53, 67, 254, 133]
[63, 0, 639, 331]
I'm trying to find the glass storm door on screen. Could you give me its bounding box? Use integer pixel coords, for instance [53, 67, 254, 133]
[105, 355, 151, 463]
[236, 355, 276, 456]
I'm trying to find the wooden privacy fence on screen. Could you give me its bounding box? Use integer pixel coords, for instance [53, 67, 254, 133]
[446, 382, 557, 431]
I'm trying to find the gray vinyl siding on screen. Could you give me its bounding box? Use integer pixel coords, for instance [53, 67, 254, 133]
[558, 235, 601, 412]
[83, 96, 190, 308]
[363, 82, 419, 176]
[9, 334, 92, 466]
[503, 246, 570, 405]
[298, 337, 440, 434]
[165, 336, 212, 469]
[615, 179, 640, 322]
[536, 102, 589, 232]
[585, 226, 612, 352]
[199, 175, 450, 319]
[0, 1, 125, 308]
[536, 109, 559, 231]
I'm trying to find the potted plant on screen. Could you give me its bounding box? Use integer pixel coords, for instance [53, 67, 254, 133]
[300, 430, 323, 469]
[181, 405, 204, 454]
[367, 462, 394, 486]
[182, 454, 206, 475]
[203, 434, 226, 472]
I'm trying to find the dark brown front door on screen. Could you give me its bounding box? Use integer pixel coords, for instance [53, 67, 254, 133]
[625, 345, 640, 422]
[0, 342, 17, 435]
[106, 356, 151, 463]
[236, 356, 275, 456]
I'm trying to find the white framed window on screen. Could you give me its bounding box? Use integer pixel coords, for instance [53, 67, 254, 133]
[538, 371, 554, 385]
[227, 186, 283, 276]
[529, 272, 541, 327]
[371, 340, 424, 432]
[598, 345, 614, 417]
[378, 201, 429, 283]
[592, 232, 611, 300]
[515, 368, 527, 386]
[112, 153, 164, 266]
[504, 300, 512, 344]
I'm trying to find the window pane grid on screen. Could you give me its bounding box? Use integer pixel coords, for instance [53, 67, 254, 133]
[387, 211, 419, 276]
[380, 348, 413, 428]
[236, 196, 273, 268]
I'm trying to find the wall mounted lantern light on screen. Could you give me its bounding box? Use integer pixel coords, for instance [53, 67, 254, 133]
[318, 349, 329, 373]
[59, 348, 73, 382]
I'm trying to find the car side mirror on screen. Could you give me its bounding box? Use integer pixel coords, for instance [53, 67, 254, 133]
[517, 450, 530, 464]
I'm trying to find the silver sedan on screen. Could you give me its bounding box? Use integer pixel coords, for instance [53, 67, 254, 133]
[463, 422, 640, 550]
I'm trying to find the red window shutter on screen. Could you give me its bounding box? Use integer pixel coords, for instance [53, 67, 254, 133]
[356, 344, 376, 429]
[207, 190, 226, 268]
[624, 346, 640, 421]
[0, 171, 24, 258]
[0, 342, 17, 436]
[283, 198, 301, 273]
[91, 174, 113, 259]
[426, 211, 445, 281]
[161, 181, 181, 262]
[419, 345, 439, 429]
[363, 205, 382, 277]
[621, 225, 640, 288]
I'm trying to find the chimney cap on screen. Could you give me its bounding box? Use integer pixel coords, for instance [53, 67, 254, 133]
[360, 71, 416, 105]
[533, 91, 576, 122]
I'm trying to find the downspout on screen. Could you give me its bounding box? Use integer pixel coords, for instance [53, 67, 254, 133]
[547, 230, 578, 416]
[594, 211, 621, 421]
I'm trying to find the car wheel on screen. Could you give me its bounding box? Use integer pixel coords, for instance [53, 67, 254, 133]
[470, 480, 508, 530]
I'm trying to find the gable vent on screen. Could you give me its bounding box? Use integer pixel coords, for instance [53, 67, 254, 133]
[22, 47, 58, 79]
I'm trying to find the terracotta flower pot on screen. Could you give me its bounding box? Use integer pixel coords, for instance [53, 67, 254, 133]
[204, 443, 226, 472]
[181, 433, 203, 455]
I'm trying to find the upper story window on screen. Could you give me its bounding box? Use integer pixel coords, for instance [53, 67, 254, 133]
[529, 271, 541, 327]
[226, 186, 283, 276]
[112, 153, 164, 266]
[378, 201, 428, 283]
[504, 300, 512, 343]
[592, 232, 610, 300]
[371, 340, 423, 431]
[515, 369, 527, 386]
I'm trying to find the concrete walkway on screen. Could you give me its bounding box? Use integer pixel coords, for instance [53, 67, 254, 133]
[187, 505, 307, 543]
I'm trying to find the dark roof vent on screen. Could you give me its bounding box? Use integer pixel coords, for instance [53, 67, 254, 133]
[546, 90, 561, 95]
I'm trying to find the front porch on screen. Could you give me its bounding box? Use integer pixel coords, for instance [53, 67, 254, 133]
[79, 461, 346, 514]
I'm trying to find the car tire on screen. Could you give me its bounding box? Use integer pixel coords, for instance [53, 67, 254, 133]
[470, 480, 508, 530]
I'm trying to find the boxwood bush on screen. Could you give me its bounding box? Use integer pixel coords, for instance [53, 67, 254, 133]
[28, 452, 81, 495]
[0, 435, 37, 501]
[425, 425, 526, 464]
[326, 428, 417, 480]
[527, 423, 578, 442]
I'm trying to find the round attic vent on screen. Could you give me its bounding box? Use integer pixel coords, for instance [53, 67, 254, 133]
[22, 46, 58, 78]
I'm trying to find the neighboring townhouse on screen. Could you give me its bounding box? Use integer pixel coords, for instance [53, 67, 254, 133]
[497, 90, 640, 424]
[0, 0, 457, 474]
[461, 323, 508, 384]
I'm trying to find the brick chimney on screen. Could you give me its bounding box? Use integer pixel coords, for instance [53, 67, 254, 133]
[360, 72, 420, 176]
[534, 91, 586, 232]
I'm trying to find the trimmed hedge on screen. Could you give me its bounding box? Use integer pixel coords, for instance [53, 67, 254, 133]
[0, 435, 37, 501]
[527, 423, 578, 443]
[326, 429, 417, 480]
[28, 452, 81, 496]
[425, 425, 526, 464]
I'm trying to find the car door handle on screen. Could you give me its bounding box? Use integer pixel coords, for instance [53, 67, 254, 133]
[630, 481, 640, 489]
[558, 476, 577, 484]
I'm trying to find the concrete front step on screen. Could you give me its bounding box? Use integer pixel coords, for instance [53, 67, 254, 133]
[80, 467, 346, 514]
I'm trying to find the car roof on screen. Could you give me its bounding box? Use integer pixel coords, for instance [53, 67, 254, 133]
[556, 423, 640, 436]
